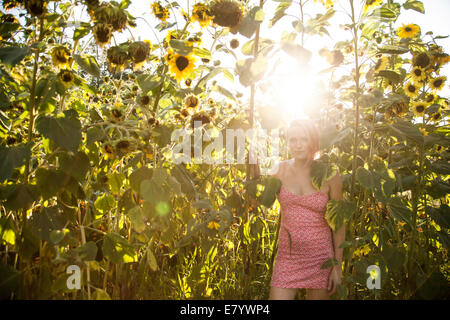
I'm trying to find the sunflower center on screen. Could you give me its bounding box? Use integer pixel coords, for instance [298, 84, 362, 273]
[408, 85, 416, 92]
[405, 27, 412, 32]
[417, 106, 424, 112]
[62, 73, 72, 82]
[433, 79, 443, 87]
[176, 56, 189, 71]
[414, 69, 422, 76]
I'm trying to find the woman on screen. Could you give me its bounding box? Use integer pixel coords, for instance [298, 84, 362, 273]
[268, 119, 345, 300]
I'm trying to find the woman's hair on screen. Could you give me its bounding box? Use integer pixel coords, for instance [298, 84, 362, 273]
[287, 119, 320, 168]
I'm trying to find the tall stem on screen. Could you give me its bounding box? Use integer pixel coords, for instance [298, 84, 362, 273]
[349, 0, 361, 199]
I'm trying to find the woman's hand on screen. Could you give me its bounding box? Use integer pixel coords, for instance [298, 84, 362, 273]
[327, 265, 342, 297]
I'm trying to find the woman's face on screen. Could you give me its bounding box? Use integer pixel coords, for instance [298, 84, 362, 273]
[287, 126, 310, 160]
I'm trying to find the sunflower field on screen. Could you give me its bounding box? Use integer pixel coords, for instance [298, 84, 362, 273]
[0, 0, 449, 300]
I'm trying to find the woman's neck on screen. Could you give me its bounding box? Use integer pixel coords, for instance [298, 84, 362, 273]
[290, 157, 311, 173]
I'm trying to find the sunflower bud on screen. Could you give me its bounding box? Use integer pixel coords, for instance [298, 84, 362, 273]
[210, 0, 243, 30]
[128, 41, 151, 70]
[107, 46, 128, 73]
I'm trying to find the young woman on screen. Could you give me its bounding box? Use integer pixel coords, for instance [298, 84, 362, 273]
[268, 119, 345, 300]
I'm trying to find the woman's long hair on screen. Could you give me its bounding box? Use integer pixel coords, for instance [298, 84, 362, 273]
[287, 119, 320, 169]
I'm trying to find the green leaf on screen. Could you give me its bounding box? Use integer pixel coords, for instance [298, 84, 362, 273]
[75, 241, 97, 261]
[0, 217, 16, 245]
[321, 258, 339, 269]
[269, 2, 292, 27]
[171, 164, 196, 199]
[146, 248, 158, 271]
[258, 177, 281, 208]
[102, 232, 137, 263]
[193, 47, 211, 60]
[356, 167, 374, 190]
[386, 119, 424, 145]
[0, 144, 31, 182]
[94, 193, 116, 214]
[107, 172, 125, 194]
[128, 206, 146, 233]
[36, 109, 82, 152]
[376, 70, 402, 83]
[377, 45, 409, 55]
[387, 197, 413, 228]
[403, 0, 425, 14]
[59, 151, 90, 182]
[129, 167, 153, 193]
[169, 39, 193, 55]
[74, 54, 100, 78]
[325, 199, 357, 231]
[73, 26, 90, 41]
[49, 228, 70, 245]
[1, 184, 39, 211]
[426, 204, 449, 229]
[137, 73, 162, 94]
[0, 46, 29, 67]
[29, 206, 66, 242]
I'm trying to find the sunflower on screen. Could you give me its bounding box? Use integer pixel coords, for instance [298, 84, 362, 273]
[3, 0, 23, 10]
[165, 30, 180, 45]
[412, 101, 427, 117]
[191, 3, 213, 28]
[116, 139, 131, 154]
[435, 145, 443, 153]
[51, 46, 72, 70]
[210, 0, 243, 30]
[25, 0, 47, 17]
[59, 69, 74, 87]
[111, 108, 124, 122]
[410, 66, 426, 82]
[413, 52, 431, 68]
[102, 143, 115, 159]
[207, 221, 220, 230]
[397, 24, 420, 39]
[139, 95, 151, 106]
[424, 93, 436, 105]
[363, 0, 382, 13]
[391, 100, 408, 117]
[430, 111, 442, 122]
[404, 82, 419, 98]
[179, 108, 190, 118]
[230, 39, 240, 49]
[128, 41, 151, 70]
[429, 76, 446, 91]
[151, 2, 169, 22]
[93, 23, 113, 47]
[167, 52, 197, 82]
[418, 127, 428, 136]
[190, 112, 211, 129]
[185, 79, 192, 87]
[208, 98, 215, 106]
[185, 95, 199, 109]
[107, 46, 128, 73]
[374, 55, 389, 72]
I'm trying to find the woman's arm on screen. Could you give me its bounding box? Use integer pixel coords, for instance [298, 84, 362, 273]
[329, 173, 345, 265]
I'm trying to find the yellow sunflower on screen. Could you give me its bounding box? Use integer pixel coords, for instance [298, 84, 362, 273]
[364, 0, 382, 13]
[404, 82, 419, 98]
[397, 24, 420, 39]
[411, 101, 427, 117]
[51, 46, 72, 69]
[207, 221, 220, 230]
[167, 52, 196, 82]
[151, 2, 169, 22]
[424, 93, 436, 105]
[191, 3, 214, 28]
[418, 127, 428, 136]
[429, 76, 446, 92]
[430, 111, 442, 122]
[102, 144, 114, 159]
[59, 69, 74, 87]
[410, 66, 426, 82]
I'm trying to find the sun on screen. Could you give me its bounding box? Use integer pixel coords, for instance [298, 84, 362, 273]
[258, 52, 329, 122]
